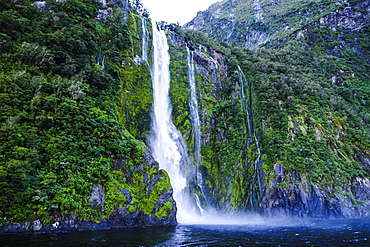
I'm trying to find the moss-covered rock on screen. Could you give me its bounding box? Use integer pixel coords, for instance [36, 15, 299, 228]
[0, 1, 176, 234]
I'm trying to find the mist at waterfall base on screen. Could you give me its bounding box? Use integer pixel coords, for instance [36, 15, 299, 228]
[148, 20, 203, 224]
[147, 21, 263, 225]
[3, 20, 370, 247]
[147, 21, 244, 225]
[3, 218, 370, 246]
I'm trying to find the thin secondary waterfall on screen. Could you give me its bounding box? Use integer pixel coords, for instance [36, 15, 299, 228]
[141, 17, 149, 63]
[187, 47, 201, 165]
[187, 47, 208, 214]
[237, 65, 263, 211]
[148, 21, 202, 223]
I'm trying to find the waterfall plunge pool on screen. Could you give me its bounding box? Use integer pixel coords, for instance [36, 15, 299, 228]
[2, 218, 370, 246]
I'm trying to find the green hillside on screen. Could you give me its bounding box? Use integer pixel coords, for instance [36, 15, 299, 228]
[0, 0, 369, 233]
[0, 0, 175, 228]
[180, 0, 370, 215]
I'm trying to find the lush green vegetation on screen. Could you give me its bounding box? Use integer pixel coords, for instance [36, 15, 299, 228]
[1, 0, 369, 225]
[186, 0, 342, 47]
[174, 0, 370, 212]
[0, 0, 172, 225]
[166, 28, 260, 211]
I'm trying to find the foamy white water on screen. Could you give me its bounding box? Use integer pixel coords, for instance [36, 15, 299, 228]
[148, 21, 261, 225]
[148, 21, 203, 223]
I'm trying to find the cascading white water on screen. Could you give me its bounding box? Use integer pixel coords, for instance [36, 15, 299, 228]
[187, 47, 202, 165]
[141, 17, 149, 63]
[147, 22, 263, 225]
[148, 22, 261, 224]
[187, 47, 209, 213]
[237, 65, 263, 210]
[148, 21, 202, 223]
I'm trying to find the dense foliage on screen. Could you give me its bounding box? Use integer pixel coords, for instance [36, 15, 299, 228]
[0, 0, 172, 225]
[173, 0, 370, 212]
[1, 0, 369, 226]
[185, 0, 342, 48]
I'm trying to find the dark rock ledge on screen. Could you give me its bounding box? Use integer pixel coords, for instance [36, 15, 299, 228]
[0, 211, 177, 235]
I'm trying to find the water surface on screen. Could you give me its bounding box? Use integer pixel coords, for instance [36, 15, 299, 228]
[2, 218, 370, 246]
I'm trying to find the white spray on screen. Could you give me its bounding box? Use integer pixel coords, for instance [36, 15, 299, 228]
[148, 21, 203, 223]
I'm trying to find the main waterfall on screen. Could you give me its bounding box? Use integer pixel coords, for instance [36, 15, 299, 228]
[147, 21, 261, 225]
[148, 21, 203, 223]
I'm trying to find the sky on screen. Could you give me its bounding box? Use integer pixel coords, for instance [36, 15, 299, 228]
[141, 0, 221, 25]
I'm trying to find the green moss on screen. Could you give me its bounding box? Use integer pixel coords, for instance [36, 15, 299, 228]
[127, 205, 136, 213]
[155, 201, 173, 218]
[116, 15, 153, 141]
[104, 182, 127, 217]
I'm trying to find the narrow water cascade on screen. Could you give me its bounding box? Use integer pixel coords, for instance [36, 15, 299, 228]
[237, 65, 263, 211]
[186, 47, 209, 212]
[141, 17, 149, 63]
[95, 49, 105, 68]
[187, 47, 202, 165]
[148, 21, 203, 223]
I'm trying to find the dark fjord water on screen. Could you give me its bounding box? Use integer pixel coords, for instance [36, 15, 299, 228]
[2, 218, 370, 246]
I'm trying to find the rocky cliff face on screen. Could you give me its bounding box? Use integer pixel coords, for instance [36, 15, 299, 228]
[109, 150, 176, 227]
[179, 0, 370, 217]
[257, 1, 370, 218]
[185, 0, 370, 49]
[292, 0, 370, 38]
[0, 148, 176, 235]
[261, 163, 370, 218]
[165, 16, 370, 215]
[166, 30, 265, 212]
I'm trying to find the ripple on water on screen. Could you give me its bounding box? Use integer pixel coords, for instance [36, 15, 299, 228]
[1, 218, 370, 247]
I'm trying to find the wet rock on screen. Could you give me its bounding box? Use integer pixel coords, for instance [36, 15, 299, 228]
[113, 156, 126, 171]
[32, 220, 42, 231]
[261, 163, 370, 218]
[119, 188, 132, 204]
[89, 183, 105, 212]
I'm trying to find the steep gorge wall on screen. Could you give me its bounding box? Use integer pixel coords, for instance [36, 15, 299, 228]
[167, 31, 264, 212]
[161, 22, 370, 217]
[253, 0, 370, 218]
[169, 0, 370, 217]
[1, 0, 370, 236]
[103, 0, 370, 219]
[185, 0, 369, 49]
[0, 1, 176, 235]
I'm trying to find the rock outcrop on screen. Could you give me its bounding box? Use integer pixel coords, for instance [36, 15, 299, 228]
[261, 163, 370, 218]
[185, 0, 370, 49]
[0, 150, 176, 235]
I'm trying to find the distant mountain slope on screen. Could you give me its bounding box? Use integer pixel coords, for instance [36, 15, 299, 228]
[184, 0, 368, 49]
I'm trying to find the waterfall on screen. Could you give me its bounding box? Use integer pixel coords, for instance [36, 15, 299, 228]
[96, 50, 105, 69]
[187, 47, 201, 165]
[141, 17, 149, 63]
[148, 21, 202, 223]
[147, 23, 262, 224]
[237, 65, 263, 211]
[187, 46, 210, 212]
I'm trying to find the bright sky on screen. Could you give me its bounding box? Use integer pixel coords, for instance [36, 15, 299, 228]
[141, 0, 221, 25]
